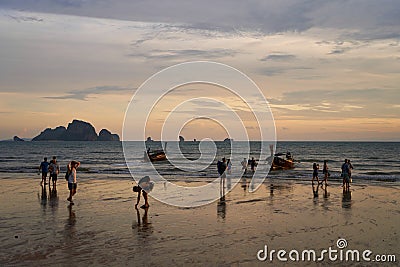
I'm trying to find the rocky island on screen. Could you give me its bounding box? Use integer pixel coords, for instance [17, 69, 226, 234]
[32, 119, 120, 141]
[13, 136, 25, 142]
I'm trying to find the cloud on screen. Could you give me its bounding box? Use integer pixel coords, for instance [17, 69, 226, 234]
[259, 66, 313, 76]
[269, 88, 400, 119]
[128, 48, 237, 60]
[1, 1, 399, 40]
[260, 54, 296, 61]
[5, 14, 44, 23]
[44, 85, 134, 100]
[328, 49, 346, 55]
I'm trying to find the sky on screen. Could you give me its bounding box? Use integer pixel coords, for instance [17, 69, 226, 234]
[0, 0, 399, 141]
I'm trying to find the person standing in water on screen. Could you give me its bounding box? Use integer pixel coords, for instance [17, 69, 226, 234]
[341, 159, 350, 190]
[312, 162, 319, 184]
[322, 160, 329, 186]
[49, 156, 60, 187]
[250, 157, 257, 172]
[39, 157, 49, 185]
[67, 161, 80, 204]
[348, 159, 354, 183]
[217, 158, 227, 193]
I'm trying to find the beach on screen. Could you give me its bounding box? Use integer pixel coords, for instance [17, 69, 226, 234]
[0, 177, 398, 266]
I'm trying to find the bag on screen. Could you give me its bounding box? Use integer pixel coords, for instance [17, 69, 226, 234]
[65, 170, 70, 181]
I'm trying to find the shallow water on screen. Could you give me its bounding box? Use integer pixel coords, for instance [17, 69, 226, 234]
[0, 141, 399, 184]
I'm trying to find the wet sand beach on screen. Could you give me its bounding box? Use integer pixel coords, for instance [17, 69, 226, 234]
[0, 177, 398, 266]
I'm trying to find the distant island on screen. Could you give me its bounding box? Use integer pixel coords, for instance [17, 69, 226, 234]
[13, 136, 25, 142]
[32, 119, 120, 141]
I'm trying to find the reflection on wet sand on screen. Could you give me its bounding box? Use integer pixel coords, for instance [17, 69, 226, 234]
[49, 185, 59, 213]
[267, 183, 295, 208]
[38, 185, 48, 210]
[241, 177, 248, 195]
[312, 183, 319, 199]
[217, 196, 226, 220]
[312, 184, 332, 207]
[65, 204, 76, 236]
[342, 188, 352, 209]
[323, 185, 329, 199]
[269, 184, 274, 197]
[132, 206, 154, 260]
[62, 204, 77, 259]
[38, 184, 60, 209]
[269, 183, 294, 197]
[312, 183, 320, 207]
[320, 185, 331, 211]
[133, 207, 153, 234]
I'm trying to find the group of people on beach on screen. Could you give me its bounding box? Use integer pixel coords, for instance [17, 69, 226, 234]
[312, 159, 354, 190]
[341, 159, 354, 190]
[38, 157, 80, 204]
[39, 155, 154, 208]
[38, 154, 355, 209]
[242, 157, 257, 173]
[217, 157, 257, 177]
[39, 156, 60, 187]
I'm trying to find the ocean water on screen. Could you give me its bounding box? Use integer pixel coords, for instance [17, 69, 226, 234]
[0, 141, 399, 184]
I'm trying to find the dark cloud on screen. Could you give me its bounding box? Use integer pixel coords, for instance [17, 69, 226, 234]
[5, 14, 43, 22]
[1, 1, 399, 39]
[328, 49, 345, 55]
[260, 54, 296, 61]
[44, 85, 134, 101]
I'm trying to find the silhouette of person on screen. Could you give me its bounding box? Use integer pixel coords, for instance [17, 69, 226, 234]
[312, 163, 319, 184]
[217, 158, 227, 194]
[322, 160, 329, 186]
[133, 176, 154, 209]
[39, 157, 49, 185]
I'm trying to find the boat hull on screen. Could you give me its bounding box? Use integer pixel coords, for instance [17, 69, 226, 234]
[271, 156, 295, 170]
[145, 151, 167, 162]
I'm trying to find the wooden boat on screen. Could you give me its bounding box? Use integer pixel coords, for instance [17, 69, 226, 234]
[146, 150, 166, 162]
[271, 152, 295, 170]
[144, 143, 168, 162]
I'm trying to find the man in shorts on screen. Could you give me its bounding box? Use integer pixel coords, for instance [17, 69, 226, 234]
[49, 156, 60, 187]
[39, 157, 49, 185]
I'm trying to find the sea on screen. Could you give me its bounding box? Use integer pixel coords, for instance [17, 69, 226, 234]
[0, 141, 399, 184]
